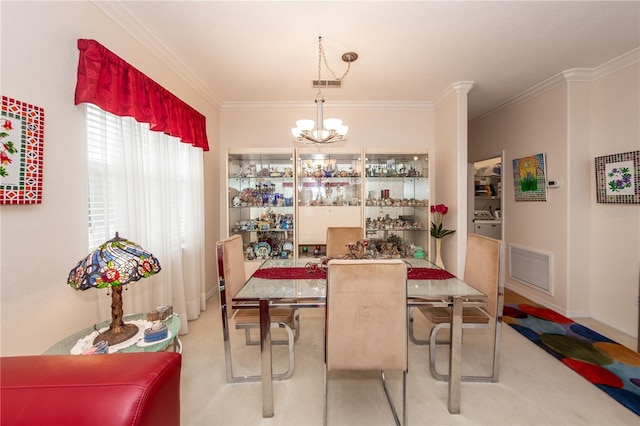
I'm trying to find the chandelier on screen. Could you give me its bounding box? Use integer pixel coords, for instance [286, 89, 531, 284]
[292, 37, 358, 144]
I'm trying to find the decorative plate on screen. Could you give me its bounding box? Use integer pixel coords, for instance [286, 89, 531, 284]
[254, 241, 271, 258]
[283, 242, 293, 251]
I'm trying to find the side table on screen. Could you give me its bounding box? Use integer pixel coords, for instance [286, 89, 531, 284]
[44, 312, 182, 355]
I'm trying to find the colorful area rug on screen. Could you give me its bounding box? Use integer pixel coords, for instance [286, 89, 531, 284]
[503, 303, 640, 416]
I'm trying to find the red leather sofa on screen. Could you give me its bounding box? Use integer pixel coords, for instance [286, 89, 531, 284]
[1, 352, 181, 426]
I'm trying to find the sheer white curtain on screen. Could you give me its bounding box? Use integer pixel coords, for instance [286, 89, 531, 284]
[86, 104, 205, 334]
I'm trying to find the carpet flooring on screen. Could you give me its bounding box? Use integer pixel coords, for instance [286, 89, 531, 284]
[503, 302, 640, 416]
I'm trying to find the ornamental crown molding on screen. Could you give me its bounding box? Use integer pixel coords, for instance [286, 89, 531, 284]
[433, 81, 476, 109]
[220, 101, 434, 112]
[473, 48, 639, 122]
[94, 1, 223, 109]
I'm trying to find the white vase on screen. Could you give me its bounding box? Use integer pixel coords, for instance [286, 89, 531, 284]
[434, 238, 445, 269]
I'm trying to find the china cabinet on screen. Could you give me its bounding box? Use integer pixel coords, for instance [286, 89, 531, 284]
[228, 152, 295, 262]
[364, 153, 429, 258]
[296, 150, 363, 253]
[226, 150, 429, 261]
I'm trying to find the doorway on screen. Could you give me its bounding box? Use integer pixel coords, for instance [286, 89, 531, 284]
[472, 157, 502, 239]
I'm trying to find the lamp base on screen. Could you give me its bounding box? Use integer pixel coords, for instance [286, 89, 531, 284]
[93, 323, 139, 346]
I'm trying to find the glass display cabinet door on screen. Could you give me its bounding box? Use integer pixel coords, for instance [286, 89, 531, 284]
[296, 150, 363, 253]
[364, 153, 429, 258]
[228, 152, 295, 261]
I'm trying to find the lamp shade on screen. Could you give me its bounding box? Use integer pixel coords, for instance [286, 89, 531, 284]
[67, 232, 162, 346]
[68, 233, 161, 291]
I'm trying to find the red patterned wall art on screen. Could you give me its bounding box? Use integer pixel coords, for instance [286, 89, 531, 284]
[1, 96, 45, 204]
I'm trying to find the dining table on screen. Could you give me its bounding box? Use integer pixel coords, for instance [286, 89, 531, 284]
[232, 257, 487, 418]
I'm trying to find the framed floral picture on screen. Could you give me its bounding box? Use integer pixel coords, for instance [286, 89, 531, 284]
[512, 153, 547, 201]
[0, 96, 45, 204]
[595, 150, 640, 204]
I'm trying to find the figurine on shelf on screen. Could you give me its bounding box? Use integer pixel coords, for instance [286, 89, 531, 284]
[245, 246, 255, 260]
[413, 246, 426, 259]
[344, 239, 372, 260]
[270, 167, 281, 177]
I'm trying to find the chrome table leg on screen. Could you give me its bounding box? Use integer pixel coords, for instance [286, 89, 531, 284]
[448, 296, 462, 414]
[259, 299, 274, 418]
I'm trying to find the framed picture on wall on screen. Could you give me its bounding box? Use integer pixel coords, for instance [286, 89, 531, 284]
[1, 96, 45, 204]
[595, 150, 640, 204]
[512, 153, 547, 201]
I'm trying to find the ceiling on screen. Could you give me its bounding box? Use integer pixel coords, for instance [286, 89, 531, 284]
[102, 1, 639, 119]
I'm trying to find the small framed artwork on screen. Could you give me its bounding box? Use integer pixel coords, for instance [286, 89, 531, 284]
[1, 96, 45, 204]
[513, 153, 547, 201]
[595, 150, 640, 204]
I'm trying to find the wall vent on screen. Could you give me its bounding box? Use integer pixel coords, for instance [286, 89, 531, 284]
[509, 244, 552, 294]
[313, 79, 342, 88]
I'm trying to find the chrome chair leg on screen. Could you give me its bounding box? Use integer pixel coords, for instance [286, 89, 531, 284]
[243, 310, 300, 345]
[380, 370, 407, 426]
[224, 320, 295, 383]
[324, 370, 407, 426]
[323, 366, 328, 426]
[408, 307, 429, 345]
[429, 320, 501, 383]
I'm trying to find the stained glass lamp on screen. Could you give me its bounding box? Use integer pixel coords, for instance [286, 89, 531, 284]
[67, 233, 161, 345]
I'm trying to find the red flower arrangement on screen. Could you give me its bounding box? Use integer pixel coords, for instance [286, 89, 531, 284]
[430, 204, 456, 238]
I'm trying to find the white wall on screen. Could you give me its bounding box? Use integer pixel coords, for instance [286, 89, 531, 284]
[589, 63, 640, 334]
[0, 1, 219, 355]
[469, 62, 639, 337]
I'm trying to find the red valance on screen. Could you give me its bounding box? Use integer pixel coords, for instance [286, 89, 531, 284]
[74, 39, 209, 151]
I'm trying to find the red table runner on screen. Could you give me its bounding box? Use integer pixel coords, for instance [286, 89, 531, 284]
[251, 267, 455, 281]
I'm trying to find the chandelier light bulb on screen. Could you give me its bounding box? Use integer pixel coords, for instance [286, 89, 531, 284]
[296, 119, 315, 131]
[312, 129, 330, 140]
[323, 118, 343, 131]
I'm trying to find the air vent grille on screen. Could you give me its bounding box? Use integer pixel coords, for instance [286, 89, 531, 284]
[509, 244, 552, 294]
[313, 80, 342, 88]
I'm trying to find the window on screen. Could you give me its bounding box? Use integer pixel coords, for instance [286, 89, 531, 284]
[85, 103, 205, 329]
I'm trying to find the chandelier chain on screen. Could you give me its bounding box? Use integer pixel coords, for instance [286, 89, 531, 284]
[292, 36, 355, 145]
[318, 37, 352, 83]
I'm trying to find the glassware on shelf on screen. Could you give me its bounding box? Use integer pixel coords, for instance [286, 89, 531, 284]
[364, 153, 429, 259]
[228, 152, 295, 260]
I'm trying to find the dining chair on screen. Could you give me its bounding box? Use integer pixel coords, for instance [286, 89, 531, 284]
[409, 233, 505, 382]
[325, 226, 364, 258]
[216, 234, 300, 383]
[324, 259, 408, 426]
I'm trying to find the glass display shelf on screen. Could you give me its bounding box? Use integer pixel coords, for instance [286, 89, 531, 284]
[296, 150, 363, 247]
[228, 152, 295, 260]
[297, 151, 362, 207]
[364, 153, 429, 258]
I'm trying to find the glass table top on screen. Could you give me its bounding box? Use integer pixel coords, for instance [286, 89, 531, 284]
[234, 258, 486, 304]
[44, 312, 181, 355]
